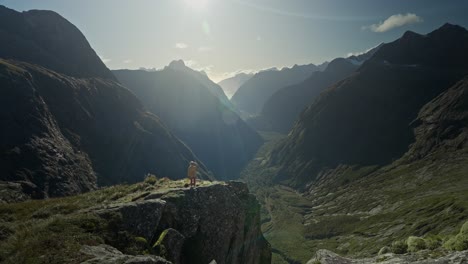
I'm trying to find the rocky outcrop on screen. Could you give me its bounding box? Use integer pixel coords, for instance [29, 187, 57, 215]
[88, 182, 271, 264]
[308, 249, 468, 264]
[405, 76, 468, 160]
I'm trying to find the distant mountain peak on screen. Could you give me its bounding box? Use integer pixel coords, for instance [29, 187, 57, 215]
[168, 59, 187, 69]
[400, 30, 422, 40]
[0, 5, 115, 79]
[430, 23, 468, 37]
[439, 22, 465, 31]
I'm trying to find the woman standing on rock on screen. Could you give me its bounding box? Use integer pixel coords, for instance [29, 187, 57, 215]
[187, 161, 198, 187]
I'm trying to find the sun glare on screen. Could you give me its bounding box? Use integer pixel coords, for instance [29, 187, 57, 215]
[185, 0, 209, 10]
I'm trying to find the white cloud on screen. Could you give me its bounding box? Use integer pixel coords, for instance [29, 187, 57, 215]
[198, 46, 213, 52]
[99, 55, 111, 64]
[175, 42, 189, 49]
[123, 59, 132, 64]
[256, 36, 262, 41]
[364, 13, 422, 33]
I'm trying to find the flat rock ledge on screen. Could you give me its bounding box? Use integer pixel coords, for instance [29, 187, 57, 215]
[81, 244, 171, 264]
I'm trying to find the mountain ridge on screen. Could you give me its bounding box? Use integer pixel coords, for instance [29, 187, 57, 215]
[268, 23, 468, 187]
[113, 67, 263, 181]
[231, 63, 320, 117]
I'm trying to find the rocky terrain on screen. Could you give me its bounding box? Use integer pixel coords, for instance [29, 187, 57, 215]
[0, 179, 271, 264]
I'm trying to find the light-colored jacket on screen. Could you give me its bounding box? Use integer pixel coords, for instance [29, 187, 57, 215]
[187, 165, 197, 179]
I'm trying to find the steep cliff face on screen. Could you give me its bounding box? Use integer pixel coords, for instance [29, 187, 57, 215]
[0, 180, 272, 264]
[404, 76, 468, 160]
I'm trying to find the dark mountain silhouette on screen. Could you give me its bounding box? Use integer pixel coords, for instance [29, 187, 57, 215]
[113, 64, 263, 180]
[346, 43, 383, 65]
[269, 23, 468, 187]
[247, 45, 381, 133]
[230, 63, 320, 117]
[218, 72, 254, 99]
[251, 58, 359, 133]
[0, 5, 115, 80]
[0, 7, 210, 198]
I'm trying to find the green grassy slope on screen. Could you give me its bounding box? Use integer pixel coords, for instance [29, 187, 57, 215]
[0, 178, 219, 264]
[242, 133, 468, 263]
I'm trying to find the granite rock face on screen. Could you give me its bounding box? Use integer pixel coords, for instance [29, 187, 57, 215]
[88, 182, 271, 264]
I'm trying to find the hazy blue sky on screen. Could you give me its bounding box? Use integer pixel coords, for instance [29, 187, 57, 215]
[2, 0, 468, 82]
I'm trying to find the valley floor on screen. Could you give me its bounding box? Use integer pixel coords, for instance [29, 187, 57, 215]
[242, 132, 468, 264]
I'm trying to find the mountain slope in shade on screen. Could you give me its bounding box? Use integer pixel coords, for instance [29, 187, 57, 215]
[231, 63, 320, 117]
[0, 7, 210, 199]
[0, 59, 210, 199]
[253, 58, 359, 133]
[113, 67, 263, 180]
[269, 23, 468, 187]
[217, 72, 254, 99]
[405, 76, 468, 161]
[0, 5, 114, 80]
[165, 60, 236, 112]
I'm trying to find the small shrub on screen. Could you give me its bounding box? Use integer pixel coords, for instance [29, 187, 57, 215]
[144, 174, 158, 185]
[460, 221, 468, 235]
[444, 221, 468, 251]
[131, 236, 149, 253]
[444, 236, 467, 251]
[391, 240, 408, 254]
[424, 235, 442, 250]
[407, 236, 426, 252]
